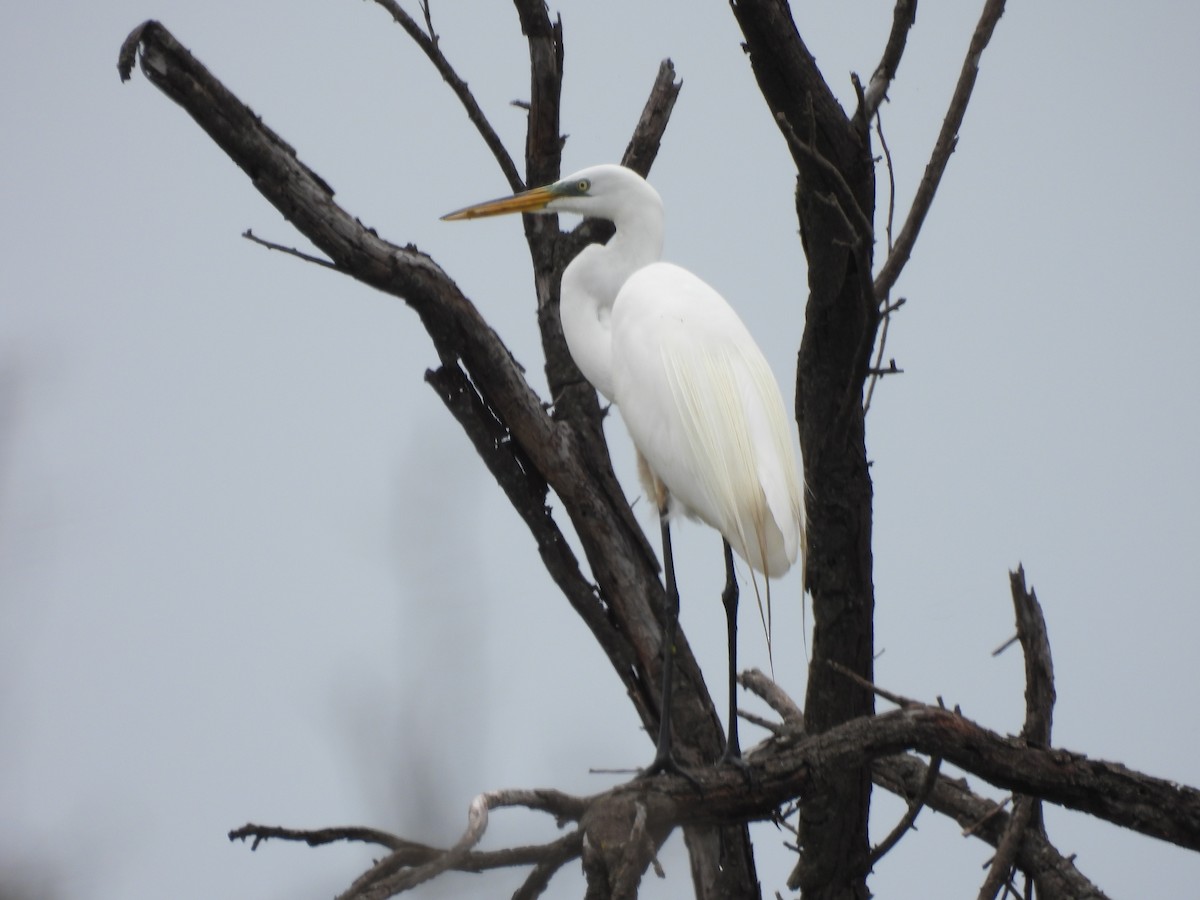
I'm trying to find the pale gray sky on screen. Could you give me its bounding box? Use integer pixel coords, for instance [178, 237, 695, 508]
[2, 2, 1197, 898]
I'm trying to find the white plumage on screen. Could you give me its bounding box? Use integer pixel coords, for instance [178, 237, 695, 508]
[443, 163, 805, 770]
[611, 260, 803, 578]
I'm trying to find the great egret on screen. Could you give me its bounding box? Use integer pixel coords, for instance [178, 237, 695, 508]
[443, 164, 804, 775]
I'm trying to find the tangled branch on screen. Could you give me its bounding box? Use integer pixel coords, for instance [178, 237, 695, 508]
[119, 7, 1197, 898]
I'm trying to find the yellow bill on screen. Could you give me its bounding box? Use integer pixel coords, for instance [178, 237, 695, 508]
[440, 185, 558, 221]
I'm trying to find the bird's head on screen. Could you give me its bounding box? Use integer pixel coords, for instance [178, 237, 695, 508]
[441, 164, 662, 226]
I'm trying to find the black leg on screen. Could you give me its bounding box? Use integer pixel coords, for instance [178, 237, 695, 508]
[653, 517, 678, 762]
[719, 539, 743, 763]
[639, 518, 697, 786]
[648, 520, 676, 768]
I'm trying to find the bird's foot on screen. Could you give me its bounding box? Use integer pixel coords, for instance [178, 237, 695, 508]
[637, 750, 703, 793]
[718, 748, 756, 787]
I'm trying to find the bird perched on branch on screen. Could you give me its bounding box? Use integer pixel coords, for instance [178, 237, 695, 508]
[443, 163, 804, 776]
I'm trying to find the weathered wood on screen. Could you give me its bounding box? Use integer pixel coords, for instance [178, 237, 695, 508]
[730, 1, 879, 894]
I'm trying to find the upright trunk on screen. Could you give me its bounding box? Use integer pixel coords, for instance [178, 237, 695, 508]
[731, 1, 881, 896]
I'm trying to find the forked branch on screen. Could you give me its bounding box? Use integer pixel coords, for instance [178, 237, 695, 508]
[120, 10, 1196, 900]
[857, 0, 919, 123]
[874, 0, 1008, 299]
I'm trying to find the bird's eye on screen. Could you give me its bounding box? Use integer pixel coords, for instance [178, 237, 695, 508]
[577, 179, 590, 193]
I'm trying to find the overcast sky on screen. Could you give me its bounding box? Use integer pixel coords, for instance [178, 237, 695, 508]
[2, 2, 1198, 898]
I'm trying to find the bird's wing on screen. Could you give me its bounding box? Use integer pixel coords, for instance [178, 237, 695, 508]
[611, 263, 803, 577]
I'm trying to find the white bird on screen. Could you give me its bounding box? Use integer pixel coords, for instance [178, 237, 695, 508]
[443, 164, 804, 775]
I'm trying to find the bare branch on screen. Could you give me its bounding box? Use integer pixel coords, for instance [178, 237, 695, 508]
[512, 831, 586, 900]
[241, 229, 339, 270]
[774, 112, 874, 245]
[827, 660, 921, 709]
[745, 665, 1107, 893]
[872, 754, 1111, 899]
[863, 305, 899, 414]
[877, 111, 898, 254]
[978, 795, 1034, 900]
[228, 823, 412, 852]
[423, 364, 637, 674]
[341, 790, 590, 899]
[863, 110, 901, 414]
[1011, 565, 1055, 748]
[418, 0, 436, 46]
[858, 0, 919, 123]
[369, 0, 523, 191]
[988, 565, 1056, 896]
[873, 0, 1008, 299]
[513, 0, 564, 191]
[619, 60, 682, 177]
[869, 755, 942, 867]
[738, 708, 786, 736]
[342, 793, 491, 898]
[740, 668, 803, 725]
[122, 12, 1193, 900]
[555, 702, 1200, 855]
[555, 58, 683, 294]
[229, 819, 583, 892]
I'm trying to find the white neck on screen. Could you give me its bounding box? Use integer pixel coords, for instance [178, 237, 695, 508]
[559, 203, 664, 401]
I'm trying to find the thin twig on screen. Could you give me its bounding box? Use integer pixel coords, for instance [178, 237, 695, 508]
[877, 110, 898, 255]
[826, 660, 921, 709]
[868, 755, 943, 867]
[418, 0, 436, 47]
[863, 304, 899, 413]
[991, 632, 1020, 656]
[963, 796, 1012, 837]
[775, 113, 874, 245]
[867, 361, 903, 377]
[874, 0, 1008, 300]
[739, 708, 786, 736]
[242, 229, 339, 269]
[369, 0, 522, 191]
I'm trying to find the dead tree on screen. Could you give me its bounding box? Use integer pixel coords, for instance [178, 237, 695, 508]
[117, 2, 1200, 897]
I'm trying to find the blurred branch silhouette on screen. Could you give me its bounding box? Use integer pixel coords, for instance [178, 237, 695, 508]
[118, 1, 1199, 897]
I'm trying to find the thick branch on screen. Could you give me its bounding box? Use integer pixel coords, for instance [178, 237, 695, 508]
[1011, 565, 1055, 748]
[872, 753, 1109, 899]
[723, 707, 1200, 852]
[117, 15, 688, 767]
[424, 364, 635, 672]
[985, 564, 1056, 896]
[120, 19, 751, 897]
[236, 705, 1194, 897]
[619, 60, 682, 177]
